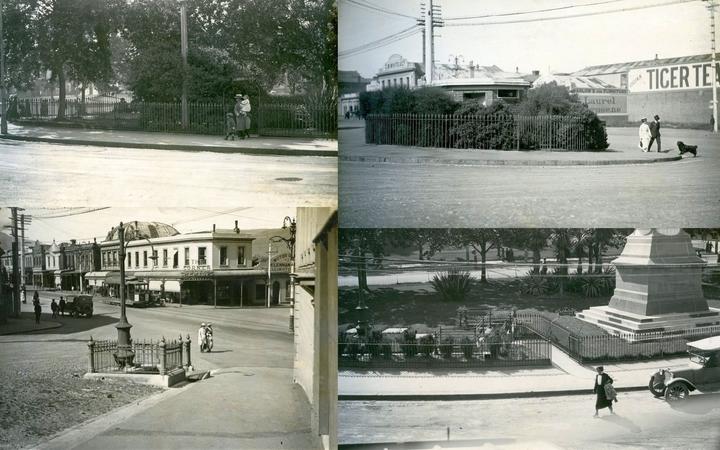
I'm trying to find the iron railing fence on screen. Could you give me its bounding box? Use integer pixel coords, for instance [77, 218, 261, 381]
[339, 337, 551, 369]
[11, 97, 337, 138]
[568, 326, 720, 363]
[364, 113, 589, 150]
[87, 336, 189, 374]
[257, 103, 337, 139]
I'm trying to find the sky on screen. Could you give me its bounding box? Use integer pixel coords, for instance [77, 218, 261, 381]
[0, 207, 295, 245]
[339, 0, 713, 78]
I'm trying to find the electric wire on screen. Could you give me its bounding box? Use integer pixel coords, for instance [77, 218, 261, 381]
[339, 25, 421, 58]
[341, 0, 418, 19]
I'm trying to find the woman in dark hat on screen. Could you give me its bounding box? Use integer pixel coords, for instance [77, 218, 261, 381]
[593, 366, 615, 417]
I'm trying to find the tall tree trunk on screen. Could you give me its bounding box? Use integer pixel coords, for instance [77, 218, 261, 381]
[357, 252, 369, 292]
[480, 250, 487, 283]
[587, 244, 595, 274]
[577, 252, 583, 274]
[418, 243, 424, 261]
[595, 243, 602, 273]
[57, 66, 66, 120]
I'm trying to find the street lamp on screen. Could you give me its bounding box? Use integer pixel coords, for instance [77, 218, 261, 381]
[268, 216, 296, 330]
[113, 222, 134, 368]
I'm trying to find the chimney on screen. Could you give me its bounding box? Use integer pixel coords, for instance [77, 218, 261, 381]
[515, 66, 519, 73]
[655, 53, 658, 60]
[469, 61, 475, 78]
[71, 239, 76, 245]
[532, 70, 540, 76]
[213, 224, 216, 232]
[234, 220, 239, 234]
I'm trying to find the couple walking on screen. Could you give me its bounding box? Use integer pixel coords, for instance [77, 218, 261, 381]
[638, 115, 661, 152]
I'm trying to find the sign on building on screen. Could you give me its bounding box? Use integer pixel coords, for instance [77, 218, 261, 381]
[576, 90, 627, 115]
[629, 62, 720, 93]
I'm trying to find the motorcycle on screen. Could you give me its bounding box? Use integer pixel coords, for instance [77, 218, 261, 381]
[201, 328, 214, 352]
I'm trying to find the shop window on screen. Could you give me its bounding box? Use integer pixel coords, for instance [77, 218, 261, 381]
[135, 251, 139, 268]
[143, 251, 148, 267]
[184, 247, 190, 267]
[173, 249, 179, 268]
[152, 250, 158, 267]
[163, 249, 168, 267]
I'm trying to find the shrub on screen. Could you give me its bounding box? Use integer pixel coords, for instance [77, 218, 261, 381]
[418, 334, 436, 358]
[359, 87, 458, 116]
[521, 273, 551, 296]
[451, 101, 516, 150]
[402, 331, 417, 358]
[461, 336, 475, 360]
[440, 337, 455, 359]
[379, 341, 393, 360]
[431, 269, 474, 302]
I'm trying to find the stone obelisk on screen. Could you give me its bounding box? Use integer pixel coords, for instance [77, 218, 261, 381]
[577, 229, 720, 340]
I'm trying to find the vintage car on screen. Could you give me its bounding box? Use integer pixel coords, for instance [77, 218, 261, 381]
[65, 295, 94, 318]
[649, 335, 720, 401]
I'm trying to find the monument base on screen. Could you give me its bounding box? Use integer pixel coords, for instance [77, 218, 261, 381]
[577, 305, 720, 341]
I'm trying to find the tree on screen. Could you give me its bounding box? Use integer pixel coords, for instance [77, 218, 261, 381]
[450, 229, 503, 283]
[514, 81, 578, 116]
[35, 0, 120, 118]
[339, 229, 386, 293]
[386, 229, 449, 261]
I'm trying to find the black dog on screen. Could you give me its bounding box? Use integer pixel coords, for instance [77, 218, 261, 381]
[677, 141, 697, 157]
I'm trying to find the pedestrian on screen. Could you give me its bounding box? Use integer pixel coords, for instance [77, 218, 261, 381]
[59, 296, 66, 316]
[50, 299, 58, 319]
[648, 115, 661, 152]
[198, 322, 207, 352]
[33, 290, 39, 304]
[234, 94, 247, 139]
[638, 117, 651, 152]
[593, 366, 616, 417]
[706, 242, 712, 253]
[22, 285, 26, 304]
[33, 300, 41, 324]
[240, 94, 251, 138]
[224, 112, 237, 141]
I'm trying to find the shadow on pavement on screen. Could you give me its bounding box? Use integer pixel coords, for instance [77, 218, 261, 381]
[601, 413, 642, 433]
[668, 392, 720, 415]
[9, 311, 118, 335]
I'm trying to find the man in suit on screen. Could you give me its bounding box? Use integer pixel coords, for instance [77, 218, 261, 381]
[648, 115, 661, 152]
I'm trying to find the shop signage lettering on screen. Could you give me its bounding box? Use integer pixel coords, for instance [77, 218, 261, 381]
[629, 62, 720, 92]
[578, 93, 627, 114]
[182, 269, 213, 280]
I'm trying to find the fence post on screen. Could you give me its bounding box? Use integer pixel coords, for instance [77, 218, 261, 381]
[159, 337, 167, 375]
[185, 333, 192, 370]
[87, 336, 96, 373]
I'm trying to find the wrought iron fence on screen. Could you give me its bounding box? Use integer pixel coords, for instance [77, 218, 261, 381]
[364, 113, 589, 150]
[10, 97, 337, 139]
[339, 325, 551, 369]
[258, 103, 337, 138]
[87, 336, 189, 374]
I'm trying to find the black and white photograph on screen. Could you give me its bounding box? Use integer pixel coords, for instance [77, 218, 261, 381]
[0, 206, 337, 449]
[337, 227, 720, 449]
[339, 0, 720, 227]
[0, 0, 338, 206]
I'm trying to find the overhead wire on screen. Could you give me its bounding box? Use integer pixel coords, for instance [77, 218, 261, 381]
[443, 0, 697, 27]
[340, 25, 421, 58]
[444, 0, 627, 20]
[341, 0, 417, 19]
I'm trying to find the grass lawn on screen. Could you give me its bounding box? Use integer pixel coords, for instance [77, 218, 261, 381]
[339, 278, 611, 329]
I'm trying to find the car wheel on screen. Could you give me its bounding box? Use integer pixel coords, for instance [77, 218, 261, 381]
[648, 377, 665, 397]
[664, 382, 689, 401]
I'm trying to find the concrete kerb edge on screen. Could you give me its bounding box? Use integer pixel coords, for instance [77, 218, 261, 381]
[339, 154, 683, 167]
[338, 385, 649, 401]
[28, 378, 199, 450]
[0, 321, 63, 335]
[0, 134, 338, 158]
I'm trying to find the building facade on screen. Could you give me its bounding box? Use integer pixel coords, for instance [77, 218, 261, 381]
[573, 54, 718, 126]
[85, 221, 289, 307]
[293, 207, 338, 450]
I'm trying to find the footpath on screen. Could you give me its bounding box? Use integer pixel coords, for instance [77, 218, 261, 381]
[339, 345, 688, 400]
[340, 125, 685, 166]
[2, 122, 337, 157]
[0, 311, 63, 335]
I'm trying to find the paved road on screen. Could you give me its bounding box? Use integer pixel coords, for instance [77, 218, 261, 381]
[0, 140, 337, 206]
[339, 390, 720, 448]
[339, 127, 720, 227]
[0, 292, 312, 448]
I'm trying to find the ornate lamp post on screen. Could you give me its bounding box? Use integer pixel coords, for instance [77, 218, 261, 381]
[269, 216, 297, 330]
[113, 222, 134, 368]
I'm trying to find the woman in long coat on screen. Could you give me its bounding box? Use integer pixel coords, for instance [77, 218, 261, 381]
[234, 95, 247, 139]
[593, 366, 615, 417]
[638, 118, 651, 152]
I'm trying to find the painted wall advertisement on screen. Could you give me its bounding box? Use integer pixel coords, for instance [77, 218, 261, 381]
[628, 62, 720, 92]
[577, 92, 627, 115]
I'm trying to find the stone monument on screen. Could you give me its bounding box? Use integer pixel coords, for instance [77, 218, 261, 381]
[577, 229, 720, 340]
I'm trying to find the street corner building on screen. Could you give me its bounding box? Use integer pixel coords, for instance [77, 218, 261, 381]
[292, 207, 338, 450]
[74, 220, 292, 308]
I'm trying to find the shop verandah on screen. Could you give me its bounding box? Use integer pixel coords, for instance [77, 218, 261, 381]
[85, 269, 289, 307]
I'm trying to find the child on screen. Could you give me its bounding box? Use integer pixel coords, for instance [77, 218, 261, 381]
[224, 112, 237, 140]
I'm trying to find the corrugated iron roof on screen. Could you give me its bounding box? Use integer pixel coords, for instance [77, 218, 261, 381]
[573, 54, 712, 76]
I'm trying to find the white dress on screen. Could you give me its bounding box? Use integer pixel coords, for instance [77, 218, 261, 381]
[638, 123, 651, 151]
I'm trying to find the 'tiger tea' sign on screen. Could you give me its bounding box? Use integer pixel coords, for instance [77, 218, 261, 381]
[629, 62, 720, 92]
